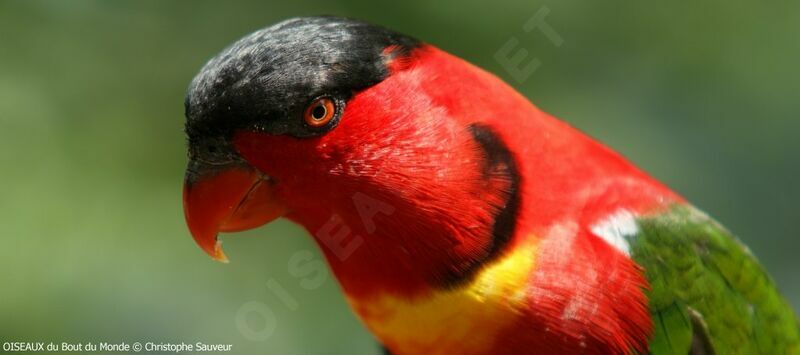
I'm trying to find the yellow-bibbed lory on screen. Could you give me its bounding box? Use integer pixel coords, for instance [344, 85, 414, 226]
[181, 17, 799, 354]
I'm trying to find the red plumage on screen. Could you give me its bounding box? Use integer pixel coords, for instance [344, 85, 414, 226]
[232, 46, 682, 353]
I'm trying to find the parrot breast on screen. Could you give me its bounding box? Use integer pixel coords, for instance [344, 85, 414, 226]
[347, 240, 538, 355]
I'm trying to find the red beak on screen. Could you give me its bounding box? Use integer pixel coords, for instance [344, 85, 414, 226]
[183, 165, 287, 262]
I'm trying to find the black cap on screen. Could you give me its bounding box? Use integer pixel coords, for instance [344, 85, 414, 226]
[184, 16, 420, 156]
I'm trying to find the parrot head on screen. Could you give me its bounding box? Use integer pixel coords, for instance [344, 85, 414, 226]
[183, 16, 520, 296]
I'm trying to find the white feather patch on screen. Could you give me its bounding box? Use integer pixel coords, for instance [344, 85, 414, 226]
[590, 209, 639, 255]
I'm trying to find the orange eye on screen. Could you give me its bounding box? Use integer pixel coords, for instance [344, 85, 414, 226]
[303, 97, 336, 127]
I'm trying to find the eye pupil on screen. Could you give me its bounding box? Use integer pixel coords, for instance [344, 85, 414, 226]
[312, 105, 327, 120]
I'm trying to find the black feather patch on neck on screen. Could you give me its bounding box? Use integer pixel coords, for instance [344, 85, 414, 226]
[437, 123, 522, 289]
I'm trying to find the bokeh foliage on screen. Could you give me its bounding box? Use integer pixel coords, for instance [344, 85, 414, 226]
[1, 1, 797, 353]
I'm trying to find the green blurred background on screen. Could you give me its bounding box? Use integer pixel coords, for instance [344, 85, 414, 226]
[1, 0, 797, 353]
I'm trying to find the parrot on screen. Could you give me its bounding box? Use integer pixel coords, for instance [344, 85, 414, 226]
[181, 16, 799, 354]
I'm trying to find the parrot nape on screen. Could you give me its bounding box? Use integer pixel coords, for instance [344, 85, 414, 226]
[181, 17, 799, 354]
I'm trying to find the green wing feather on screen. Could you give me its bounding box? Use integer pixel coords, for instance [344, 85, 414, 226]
[629, 206, 799, 354]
